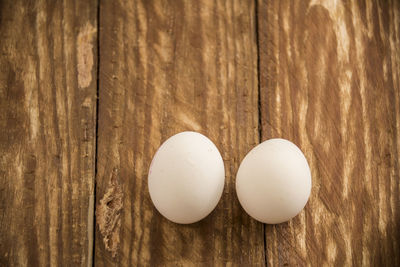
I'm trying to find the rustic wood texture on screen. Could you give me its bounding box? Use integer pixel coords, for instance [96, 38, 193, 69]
[0, 0, 97, 266]
[258, 0, 400, 266]
[95, 0, 264, 266]
[2, 0, 400, 266]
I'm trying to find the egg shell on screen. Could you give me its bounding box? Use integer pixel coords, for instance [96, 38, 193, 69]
[236, 138, 311, 224]
[148, 131, 225, 224]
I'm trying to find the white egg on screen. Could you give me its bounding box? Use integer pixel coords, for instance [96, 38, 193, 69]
[236, 138, 311, 224]
[148, 131, 225, 224]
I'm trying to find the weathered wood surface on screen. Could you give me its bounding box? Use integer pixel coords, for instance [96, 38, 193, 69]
[94, 0, 264, 266]
[1, 0, 400, 266]
[258, 0, 400, 266]
[0, 0, 97, 266]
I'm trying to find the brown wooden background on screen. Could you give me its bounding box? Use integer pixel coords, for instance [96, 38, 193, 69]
[1, 0, 399, 266]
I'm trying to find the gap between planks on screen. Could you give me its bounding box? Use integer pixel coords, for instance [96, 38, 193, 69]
[254, 0, 268, 266]
[91, 0, 101, 266]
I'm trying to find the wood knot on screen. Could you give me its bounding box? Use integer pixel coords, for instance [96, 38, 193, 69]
[96, 168, 123, 257]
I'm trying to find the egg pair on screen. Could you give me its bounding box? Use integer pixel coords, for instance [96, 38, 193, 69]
[148, 131, 311, 224]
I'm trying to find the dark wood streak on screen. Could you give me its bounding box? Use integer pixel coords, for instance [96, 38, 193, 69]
[95, 0, 263, 266]
[0, 0, 97, 266]
[258, 0, 400, 265]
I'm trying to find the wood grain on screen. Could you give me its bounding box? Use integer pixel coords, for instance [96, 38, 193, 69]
[0, 0, 97, 266]
[2, 1, 399, 266]
[258, 0, 400, 265]
[95, 0, 264, 266]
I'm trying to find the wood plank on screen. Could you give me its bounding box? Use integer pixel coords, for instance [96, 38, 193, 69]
[258, 0, 400, 265]
[95, 0, 263, 265]
[0, 0, 97, 266]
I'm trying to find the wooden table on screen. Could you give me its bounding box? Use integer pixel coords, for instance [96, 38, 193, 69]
[1, 0, 399, 266]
